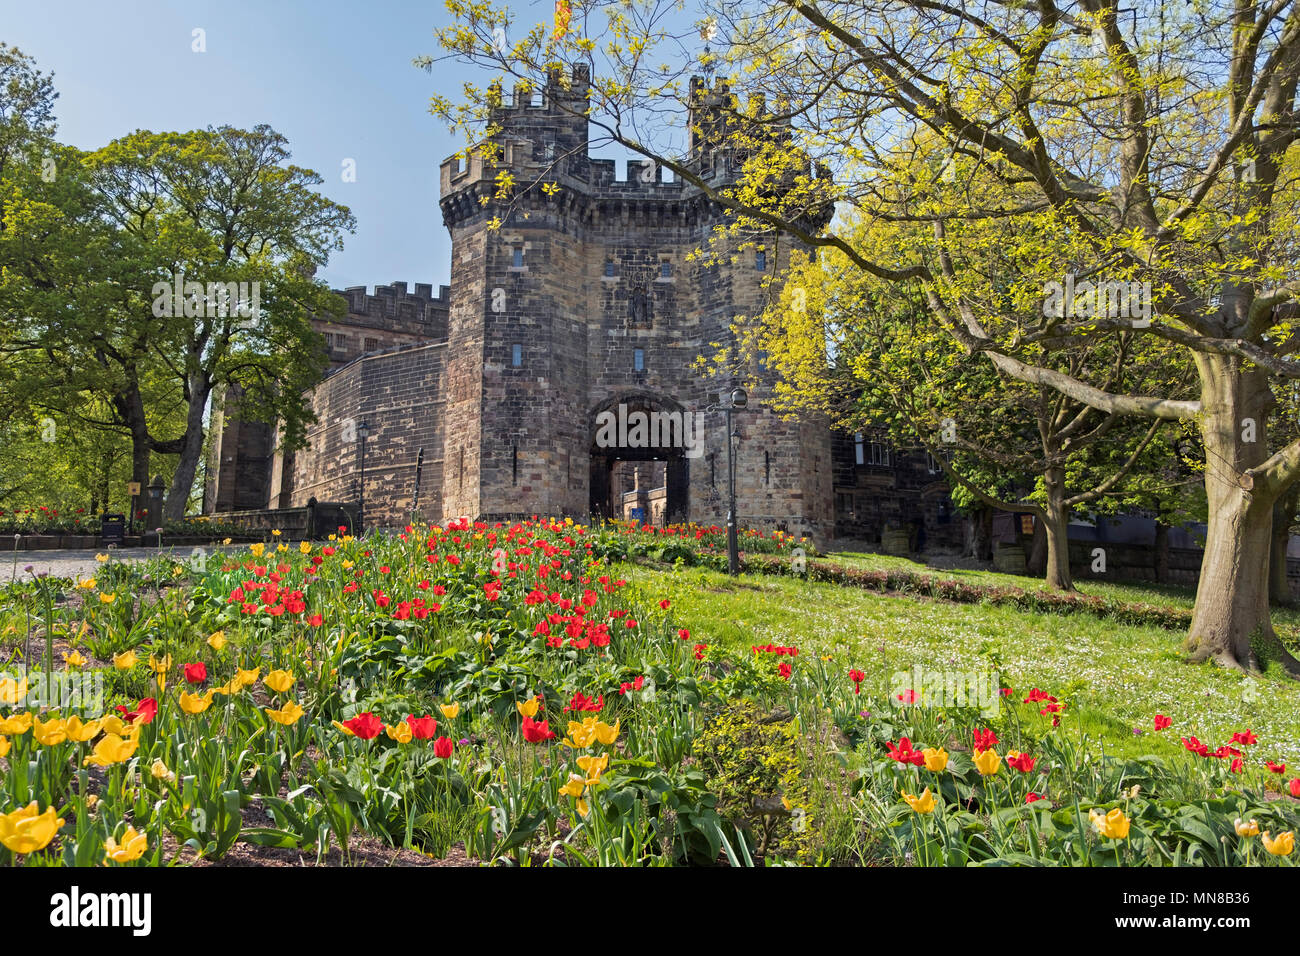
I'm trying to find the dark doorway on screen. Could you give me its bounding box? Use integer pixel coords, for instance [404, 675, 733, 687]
[588, 394, 691, 525]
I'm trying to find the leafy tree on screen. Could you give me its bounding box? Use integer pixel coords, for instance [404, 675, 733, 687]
[1, 108, 356, 518]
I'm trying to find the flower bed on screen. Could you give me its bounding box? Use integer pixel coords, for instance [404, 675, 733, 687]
[0, 520, 1295, 867]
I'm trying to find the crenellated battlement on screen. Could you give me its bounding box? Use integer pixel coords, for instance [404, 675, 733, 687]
[439, 68, 801, 222]
[337, 282, 451, 324]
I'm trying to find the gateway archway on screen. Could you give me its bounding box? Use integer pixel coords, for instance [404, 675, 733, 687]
[588, 393, 693, 524]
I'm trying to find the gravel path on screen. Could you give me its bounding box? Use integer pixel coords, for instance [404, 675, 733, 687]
[2, 545, 246, 583]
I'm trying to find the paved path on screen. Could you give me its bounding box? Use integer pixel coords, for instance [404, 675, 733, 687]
[2, 545, 246, 583]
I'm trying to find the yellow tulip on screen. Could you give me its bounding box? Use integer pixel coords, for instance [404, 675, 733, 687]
[577, 753, 609, 781]
[1262, 831, 1294, 856]
[98, 592, 116, 604]
[331, 719, 355, 737]
[299, 541, 312, 554]
[0, 735, 8, 758]
[83, 732, 139, 767]
[922, 747, 949, 772]
[277, 543, 288, 553]
[0, 711, 33, 735]
[559, 773, 588, 798]
[235, 666, 260, 687]
[63, 650, 88, 669]
[1089, 807, 1131, 840]
[76, 578, 96, 590]
[98, 714, 128, 736]
[263, 669, 295, 694]
[1235, 818, 1260, 838]
[113, 650, 138, 670]
[266, 701, 305, 726]
[516, 698, 540, 719]
[575, 798, 590, 817]
[563, 717, 598, 749]
[179, 690, 215, 715]
[150, 759, 176, 784]
[32, 715, 68, 747]
[0, 675, 28, 706]
[249, 542, 265, 558]
[147, 653, 172, 674]
[104, 826, 148, 863]
[439, 703, 460, 720]
[386, 721, 413, 744]
[271, 529, 282, 537]
[593, 719, 620, 746]
[207, 631, 228, 651]
[64, 715, 101, 742]
[94, 552, 109, 563]
[902, 788, 936, 814]
[973, 749, 1001, 776]
[0, 802, 64, 854]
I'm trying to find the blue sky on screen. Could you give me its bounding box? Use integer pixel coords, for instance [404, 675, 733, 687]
[0, 0, 552, 291]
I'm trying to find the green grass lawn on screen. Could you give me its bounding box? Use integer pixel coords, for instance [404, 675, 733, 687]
[819, 548, 1300, 632]
[612, 558, 1300, 770]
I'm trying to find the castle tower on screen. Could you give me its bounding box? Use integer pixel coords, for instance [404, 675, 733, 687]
[437, 66, 834, 539]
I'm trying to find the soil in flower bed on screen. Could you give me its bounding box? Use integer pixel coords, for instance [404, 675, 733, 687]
[161, 799, 479, 867]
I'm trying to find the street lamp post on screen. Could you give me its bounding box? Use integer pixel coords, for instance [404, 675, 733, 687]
[721, 388, 748, 575]
[356, 420, 370, 536]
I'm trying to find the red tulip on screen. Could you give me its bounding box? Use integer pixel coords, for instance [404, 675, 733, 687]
[1025, 792, 1044, 804]
[1006, 751, 1036, 773]
[973, 728, 999, 752]
[1230, 729, 1258, 746]
[1266, 761, 1287, 774]
[1181, 736, 1209, 757]
[848, 669, 865, 694]
[433, 736, 454, 758]
[307, 614, 324, 627]
[677, 628, 690, 641]
[116, 697, 158, 725]
[1290, 778, 1300, 798]
[1153, 714, 1171, 731]
[522, 715, 556, 743]
[886, 736, 925, 765]
[183, 662, 207, 684]
[563, 691, 604, 713]
[342, 711, 384, 740]
[408, 715, 437, 739]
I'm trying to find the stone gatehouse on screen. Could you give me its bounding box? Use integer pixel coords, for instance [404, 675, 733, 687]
[204, 66, 960, 549]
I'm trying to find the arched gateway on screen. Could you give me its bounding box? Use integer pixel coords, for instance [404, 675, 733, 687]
[588, 393, 693, 524]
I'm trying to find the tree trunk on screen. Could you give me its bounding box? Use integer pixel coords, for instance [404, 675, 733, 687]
[163, 377, 211, 520]
[1269, 485, 1298, 606]
[1042, 464, 1073, 591]
[1027, 513, 1047, 575]
[975, 506, 993, 561]
[1185, 354, 1300, 674]
[1153, 520, 1169, 584]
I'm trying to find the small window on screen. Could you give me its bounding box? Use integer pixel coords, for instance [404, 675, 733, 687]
[633, 348, 645, 371]
[512, 248, 524, 268]
[755, 250, 766, 271]
[869, 442, 891, 467]
[659, 261, 672, 278]
[364, 337, 380, 352]
[853, 432, 865, 466]
[512, 344, 522, 367]
[926, 451, 941, 474]
[604, 259, 616, 277]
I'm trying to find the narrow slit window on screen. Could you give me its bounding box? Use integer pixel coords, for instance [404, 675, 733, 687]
[633, 348, 645, 371]
[512, 248, 524, 268]
[511, 344, 522, 367]
[755, 250, 766, 271]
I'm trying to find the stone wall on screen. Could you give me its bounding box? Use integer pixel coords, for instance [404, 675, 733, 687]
[285, 343, 446, 528]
